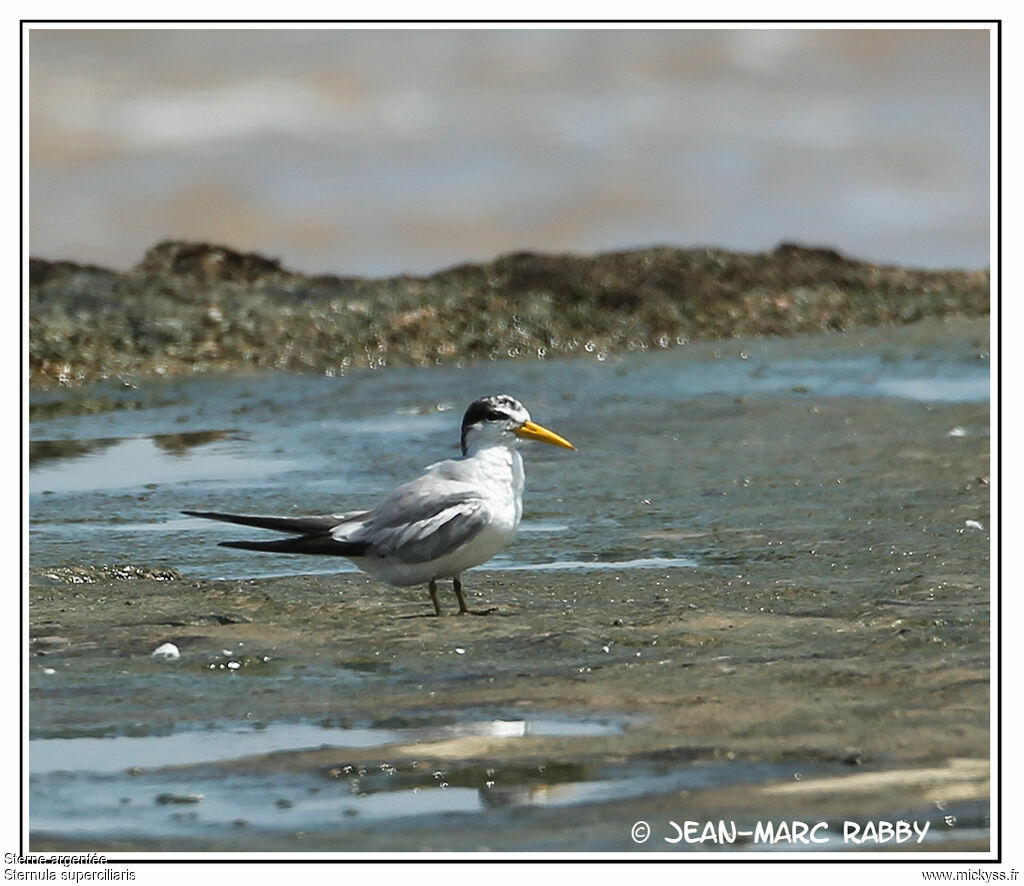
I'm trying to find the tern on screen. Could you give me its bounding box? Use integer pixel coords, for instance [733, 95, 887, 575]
[183, 395, 575, 616]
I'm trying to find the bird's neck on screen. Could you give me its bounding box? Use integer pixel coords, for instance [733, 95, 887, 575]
[465, 443, 524, 492]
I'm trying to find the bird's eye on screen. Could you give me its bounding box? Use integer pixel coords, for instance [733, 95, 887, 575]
[486, 410, 509, 422]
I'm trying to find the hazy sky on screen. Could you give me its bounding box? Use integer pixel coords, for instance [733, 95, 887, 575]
[29, 26, 991, 275]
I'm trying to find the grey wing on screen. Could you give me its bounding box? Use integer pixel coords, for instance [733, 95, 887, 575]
[354, 487, 491, 564]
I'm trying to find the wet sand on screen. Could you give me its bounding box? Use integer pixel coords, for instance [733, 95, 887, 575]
[29, 324, 990, 851]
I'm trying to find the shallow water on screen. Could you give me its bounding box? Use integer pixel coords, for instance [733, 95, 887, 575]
[31, 715, 653, 840]
[30, 319, 989, 579]
[31, 716, 623, 775]
[28, 319, 992, 852]
[30, 736, 836, 844]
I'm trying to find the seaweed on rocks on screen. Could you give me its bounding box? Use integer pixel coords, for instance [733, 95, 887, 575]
[29, 239, 989, 389]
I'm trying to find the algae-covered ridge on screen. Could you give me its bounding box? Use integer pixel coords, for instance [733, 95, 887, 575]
[29, 240, 989, 389]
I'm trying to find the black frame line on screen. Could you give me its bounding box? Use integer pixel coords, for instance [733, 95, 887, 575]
[19, 16, 1001, 865]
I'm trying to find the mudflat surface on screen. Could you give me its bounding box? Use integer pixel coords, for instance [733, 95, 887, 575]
[28, 318, 991, 853]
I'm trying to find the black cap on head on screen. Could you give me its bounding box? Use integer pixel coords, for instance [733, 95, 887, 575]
[460, 395, 527, 454]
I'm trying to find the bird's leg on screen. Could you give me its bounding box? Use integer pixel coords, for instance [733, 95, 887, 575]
[453, 575, 469, 615]
[428, 579, 442, 617]
[453, 576, 496, 616]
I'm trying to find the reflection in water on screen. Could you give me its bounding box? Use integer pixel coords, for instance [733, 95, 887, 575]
[29, 710, 879, 843]
[29, 437, 119, 468]
[29, 430, 281, 494]
[30, 716, 623, 774]
[480, 782, 593, 809]
[29, 715, 627, 837]
[29, 429, 236, 468]
[150, 429, 237, 455]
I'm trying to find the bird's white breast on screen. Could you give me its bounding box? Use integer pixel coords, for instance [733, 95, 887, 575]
[454, 444, 524, 533]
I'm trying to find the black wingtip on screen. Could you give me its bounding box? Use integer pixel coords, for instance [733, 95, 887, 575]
[217, 536, 370, 556]
[217, 538, 295, 552]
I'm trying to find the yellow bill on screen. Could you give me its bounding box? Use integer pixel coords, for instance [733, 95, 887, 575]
[515, 420, 576, 450]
